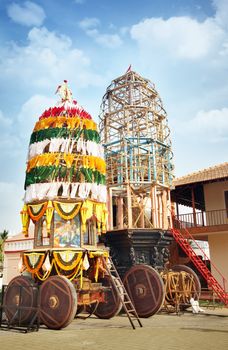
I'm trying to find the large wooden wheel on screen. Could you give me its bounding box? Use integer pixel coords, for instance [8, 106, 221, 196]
[123, 265, 165, 318]
[172, 265, 201, 303]
[87, 275, 122, 319]
[40, 275, 77, 329]
[3, 275, 37, 324]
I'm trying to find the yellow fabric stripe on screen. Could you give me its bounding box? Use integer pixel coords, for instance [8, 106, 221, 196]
[34, 116, 97, 132]
[26, 153, 106, 174]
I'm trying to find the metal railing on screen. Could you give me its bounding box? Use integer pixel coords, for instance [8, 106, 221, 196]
[173, 209, 228, 229]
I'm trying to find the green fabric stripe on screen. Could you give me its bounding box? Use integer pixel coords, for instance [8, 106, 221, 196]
[24, 165, 106, 189]
[29, 127, 101, 145]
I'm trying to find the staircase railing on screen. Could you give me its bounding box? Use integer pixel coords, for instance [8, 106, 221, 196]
[171, 217, 228, 305]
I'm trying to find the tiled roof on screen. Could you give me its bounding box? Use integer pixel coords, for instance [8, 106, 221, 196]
[173, 162, 228, 187]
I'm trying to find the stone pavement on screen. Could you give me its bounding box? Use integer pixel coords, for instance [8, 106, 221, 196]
[0, 308, 228, 350]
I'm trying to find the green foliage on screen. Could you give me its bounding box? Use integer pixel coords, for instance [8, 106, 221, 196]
[0, 229, 9, 264]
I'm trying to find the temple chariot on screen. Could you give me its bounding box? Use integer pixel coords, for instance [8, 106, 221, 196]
[1, 74, 202, 331]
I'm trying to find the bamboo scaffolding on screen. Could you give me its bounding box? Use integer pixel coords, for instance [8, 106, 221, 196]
[99, 70, 174, 230]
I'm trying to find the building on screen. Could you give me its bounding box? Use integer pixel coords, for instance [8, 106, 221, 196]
[171, 162, 228, 291]
[2, 231, 34, 285]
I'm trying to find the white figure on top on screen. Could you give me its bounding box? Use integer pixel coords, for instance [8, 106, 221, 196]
[55, 80, 73, 103]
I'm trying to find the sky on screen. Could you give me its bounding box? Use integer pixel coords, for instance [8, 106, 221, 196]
[0, 0, 227, 234]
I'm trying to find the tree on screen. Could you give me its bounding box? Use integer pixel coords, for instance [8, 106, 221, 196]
[0, 229, 9, 266]
[0, 230, 8, 241]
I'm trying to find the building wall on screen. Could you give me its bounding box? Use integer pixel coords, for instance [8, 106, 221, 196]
[208, 233, 228, 291]
[3, 238, 34, 285]
[204, 180, 228, 211]
[204, 180, 228, 290]
[3, 252, 21, 285]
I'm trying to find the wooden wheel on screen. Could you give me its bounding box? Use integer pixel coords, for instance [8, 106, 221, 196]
[3, 275, 37, 324]
[87, 275, 122, 319]
[40, 275, 77, 329]
[172, 265, 201, 305]
[123, 265, 165, 318]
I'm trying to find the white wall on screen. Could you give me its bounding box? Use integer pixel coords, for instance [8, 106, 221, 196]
[2, 253, 21, 285]
[204, 180, 228, 211]
[208, 233, 228, 291]
[204, 180, 228, 290]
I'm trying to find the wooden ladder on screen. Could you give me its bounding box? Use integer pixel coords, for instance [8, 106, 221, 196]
[102, 257, 143, 329]
[171, 226, 228, 305]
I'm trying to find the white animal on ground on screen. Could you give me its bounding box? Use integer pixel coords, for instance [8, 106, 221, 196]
[190, 297, 205, 313]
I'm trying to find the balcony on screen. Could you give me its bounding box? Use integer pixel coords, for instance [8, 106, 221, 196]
[173, 209, 228, 236]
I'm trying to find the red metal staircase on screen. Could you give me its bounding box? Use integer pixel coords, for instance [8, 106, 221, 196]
[171, 225, 228, 305]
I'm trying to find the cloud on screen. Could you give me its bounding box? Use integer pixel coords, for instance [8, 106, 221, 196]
[213, 0, 228, 29]
[0, 182, 23, 234]
[79, 17, 123, 49]
[79, 17, 100, 30]
[0, 110, 22, 157]
[74, 0, 86, 4]
[86, 29, 123, 48]
[0, 26, 104, 91]
[0, 110, 12, 129]
[17, 94, 56, 140]
[179, 107, 228, 143]
[7, 1, 46, 27]
[131, 16, 225, 60]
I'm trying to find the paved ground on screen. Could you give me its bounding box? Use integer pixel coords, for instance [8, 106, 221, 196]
[1, 308, 228, 350]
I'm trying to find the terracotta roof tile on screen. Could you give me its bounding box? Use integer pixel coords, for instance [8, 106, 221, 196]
[173, 162, 228, 187]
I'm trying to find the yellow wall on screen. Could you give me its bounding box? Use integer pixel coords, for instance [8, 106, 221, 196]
[208, 233, 228, 291]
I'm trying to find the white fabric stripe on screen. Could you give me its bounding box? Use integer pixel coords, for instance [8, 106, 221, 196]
[28, 140, 50, 159]
[24, 183, 107, 203]
[28, 138, 104, 160]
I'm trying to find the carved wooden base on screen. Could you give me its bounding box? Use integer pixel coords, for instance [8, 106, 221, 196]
[103, 229, 173, 277]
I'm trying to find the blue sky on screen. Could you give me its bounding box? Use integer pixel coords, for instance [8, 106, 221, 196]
[0, 0, 227, 234]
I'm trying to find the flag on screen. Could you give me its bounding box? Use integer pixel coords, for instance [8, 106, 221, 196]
[126, 64, 132, 73]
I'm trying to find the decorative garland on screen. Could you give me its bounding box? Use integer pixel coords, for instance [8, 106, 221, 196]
[22, 248, 109, 284]
[27, 202, 48, 221]
[26, 153, 106, 174]
[24, 166, 106, 189]
[88, 252, 109, 282]
[53, 201, 81, 220]
[30, 127, 100, 145]
[24, 182, 107, 204]
[35, 259, 55, 281]
[23, 252, 46, 273]
[53, 251, 83, 271]
[20, 204, 30, 236]
[21, 199, 108, 236]
[52, 258, 83, 282]
[39, 105, 92, 120]
[34, 116, 97, 133]
[28, 139, 104, 160]
[46, 201, 54, 235]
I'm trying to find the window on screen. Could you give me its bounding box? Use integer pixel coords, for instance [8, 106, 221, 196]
[225, 191, 228, 218]
[83, 217, 96, 246]
[34, 215, 51, 247]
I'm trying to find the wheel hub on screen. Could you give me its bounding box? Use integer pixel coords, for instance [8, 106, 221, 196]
[49, 295, 59, 309]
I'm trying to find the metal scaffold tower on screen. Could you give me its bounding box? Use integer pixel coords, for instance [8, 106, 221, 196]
[99, 70, 174, 231]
